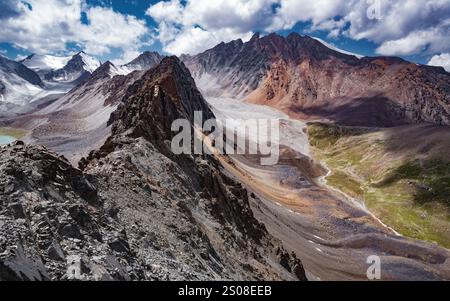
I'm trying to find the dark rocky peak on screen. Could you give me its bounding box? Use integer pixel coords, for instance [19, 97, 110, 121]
[211, 38, 244, 53]
[20, 53, 35, 63]
[125, 51, 164, 71]
[251, 32, 294, 59]
[65, 53, 86, 69]
[250, 32, 261, 42]
[191, 32, 360, 67]
[109, 56, 214, 146]
[255, 32, 359, 63]
[0, 54, 44, 87]
[421, 64, 449, 75]
[361, 56, 408, 66]
[89, 61, 116, 80]
[65, 61, 115, 92]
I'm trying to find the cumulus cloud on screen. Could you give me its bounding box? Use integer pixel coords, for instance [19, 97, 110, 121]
[2, 0, 450, 62]
[428, 53, 450, 72]
[0, 0, 151, 62]
[147, 0, 450, 58]
[268, 0, 349, 31]
[146, 0, 277, 55]
[79, 5, 151, 63]
[272, 0, 450, 56]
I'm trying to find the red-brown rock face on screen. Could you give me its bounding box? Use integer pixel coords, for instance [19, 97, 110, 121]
[183, 33, 450, 127]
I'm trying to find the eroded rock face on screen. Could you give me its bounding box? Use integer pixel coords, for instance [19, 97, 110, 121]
[183, 33, 450, 127]
[124, 51, 164, 71]
[108, 56, 214, 150]
[0, 57, 306, 281]
[0, 142, 104, 280]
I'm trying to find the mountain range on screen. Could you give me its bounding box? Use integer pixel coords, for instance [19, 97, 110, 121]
[0, 51, 164, 116]
[0, 57, 307, 280]
[1, 32, 450, 281]
[22, 52, 100, 83]
[183, 32, 450, 126]
[2, 33, 449, 127]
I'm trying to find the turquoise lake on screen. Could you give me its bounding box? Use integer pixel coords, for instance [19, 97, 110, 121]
[0, 135, 15, 145]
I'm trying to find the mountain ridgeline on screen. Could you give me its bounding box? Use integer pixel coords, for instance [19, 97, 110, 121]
[0, 57, 307, 281]
[1, 33, 450, 281]
[183, 32, 450, 127]
[124, 51, 165, 71]
[0, 55, 44, 88]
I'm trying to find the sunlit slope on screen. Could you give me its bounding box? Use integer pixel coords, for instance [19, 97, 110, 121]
[308, 123, 450, 248]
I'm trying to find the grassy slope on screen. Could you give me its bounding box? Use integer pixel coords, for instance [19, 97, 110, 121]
[308, 123, 450, 248]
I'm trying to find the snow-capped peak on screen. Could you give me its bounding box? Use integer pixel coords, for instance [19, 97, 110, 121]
[22, 52, 101, 75]
[78, 52, 101, 73]
[22, 54, 72, 72]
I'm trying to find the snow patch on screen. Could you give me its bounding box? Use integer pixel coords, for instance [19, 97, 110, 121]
[313, 37, 364, 59]
[22, 54, 71, 72]
[79, 52, 101, 73]
[0, 70, 44, 106]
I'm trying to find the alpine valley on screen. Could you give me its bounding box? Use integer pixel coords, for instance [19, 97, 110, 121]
[1, 32, 450, 281]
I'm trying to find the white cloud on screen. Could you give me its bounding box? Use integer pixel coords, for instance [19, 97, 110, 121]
[0, 0, 83, 53]
[146, 0, 276, 55]
[269, 0, 450, 57]
[78, 5, 151, 63]
[375, 25, 449, 56]
[0, 0, 151, 61]
[146, 0, 184, 24]
[2, 0, 450, 62]
[164, 27, 254, 56]
[268, 0, 349, 31]
[146, 0, 450, 58]
[428, 53, 450, 72]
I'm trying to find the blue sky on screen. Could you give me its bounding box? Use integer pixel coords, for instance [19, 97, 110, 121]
[0, 0, 449, 70]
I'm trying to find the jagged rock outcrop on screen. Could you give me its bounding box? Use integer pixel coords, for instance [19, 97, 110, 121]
[0, 57, 307, 281]
[124, 51, 164, 71]
[0, 142, 102, 280]
[108, 56, 214, 150]
[183, 32, 450, 126]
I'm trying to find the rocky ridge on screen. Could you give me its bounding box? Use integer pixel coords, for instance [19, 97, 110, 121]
[183, 33, 450, 126]
[0, 57, 306, 281]
[123, 51, 165, 72]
